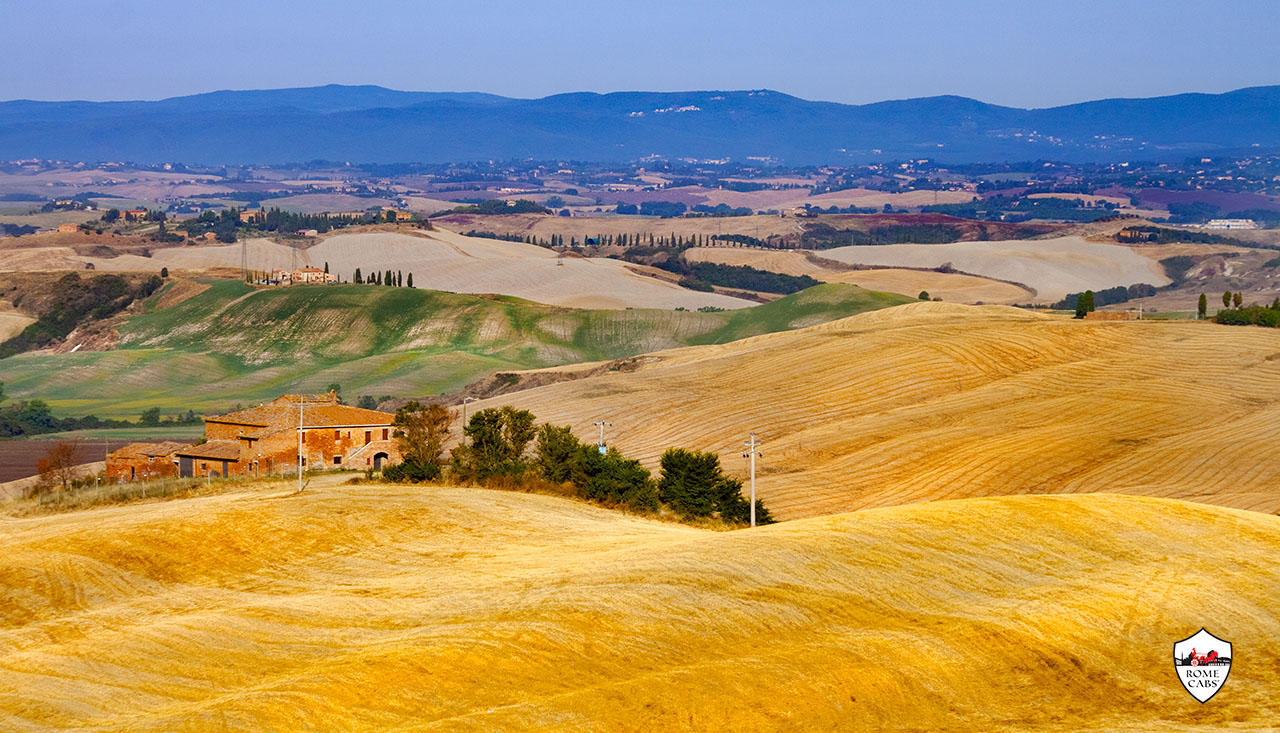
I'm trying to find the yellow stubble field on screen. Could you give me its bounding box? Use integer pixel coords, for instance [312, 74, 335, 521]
[1, 482, 1276, 730]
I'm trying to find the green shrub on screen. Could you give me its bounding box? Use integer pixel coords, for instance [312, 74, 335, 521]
[1215, 304, 1280, 328]
[580, 446, 658, 511]
[450, 406, 536, 481]
[382, 457, 441, 483]
[536, 423, 582, 484]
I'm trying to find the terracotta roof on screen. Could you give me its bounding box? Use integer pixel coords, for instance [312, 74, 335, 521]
[108, 443, 156, 460]
[176, 440, 242, 461]
[141, 441, 193, 457]
[208, 402, 394, 430]
[108, 441, 192, 460]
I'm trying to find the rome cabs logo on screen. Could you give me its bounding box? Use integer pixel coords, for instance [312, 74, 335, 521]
[1173, 628, 1232, 703]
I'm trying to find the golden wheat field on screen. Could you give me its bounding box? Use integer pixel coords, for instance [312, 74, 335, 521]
[2, 482, 1277, 731]
[468, 302, 1280, 520]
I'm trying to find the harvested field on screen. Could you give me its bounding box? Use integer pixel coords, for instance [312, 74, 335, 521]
[0, 211, 97, 230]
[403, 196, 462, 215]
[685, 247, 1032, 303]
[1027, 192, 1132, 207]
[433, 212, 804, 242]
[0, 439, 135, 483]
[263, 193, 396, 213]
[0, 246, 90, 271]
[0, 484, 1276, 730]
[87, 230, 756, 310]
[0, 308, 34, 342]
[467, 302, 1280, 520]
[794, 187, 976, 209]
[816, 236, 1168, 301]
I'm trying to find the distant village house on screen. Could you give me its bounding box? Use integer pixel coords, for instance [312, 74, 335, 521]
[1205, 218, 1257, 230]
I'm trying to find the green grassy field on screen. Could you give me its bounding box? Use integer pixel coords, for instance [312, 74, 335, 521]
[0, 280, 911, 419]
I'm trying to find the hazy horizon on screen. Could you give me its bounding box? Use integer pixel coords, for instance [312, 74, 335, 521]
[6, 81, 1279, 110]
[3, 0, 1278, 108]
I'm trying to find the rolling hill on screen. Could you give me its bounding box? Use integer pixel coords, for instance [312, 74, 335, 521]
[0, 280, 910, 419]
[684, 246, 1035, 304]
[809, 236, 1170, 301]
[2, 84, 1277, 164]
[1, 483, 1276, 729]
[458, 302, 1280, 520]
[86, 230, 758, 311]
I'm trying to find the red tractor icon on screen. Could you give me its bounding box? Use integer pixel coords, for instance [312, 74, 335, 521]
[1189, 648, 1219, 667]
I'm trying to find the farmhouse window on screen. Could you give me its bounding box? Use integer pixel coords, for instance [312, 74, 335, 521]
[333, 456, 341, 465]
[382, 428, 389, 440]
[334, 430, 341, 440]
[365, 430, 372, 444]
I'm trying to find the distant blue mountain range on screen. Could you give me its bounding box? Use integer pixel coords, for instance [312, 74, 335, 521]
[1, 84, 1276, 165]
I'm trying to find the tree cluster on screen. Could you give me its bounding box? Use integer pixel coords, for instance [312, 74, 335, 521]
[655, 259, 819, 295]
[435, 199, 548, 216]
[0, 382, 200, 438]
[382, 403, 774, 525]
[0, 273, 163, 358]
[352, 268, 410, 287]
[384, 401, 454, 482]
[1215, 301, 1280, 328]
[800, 223, 963, 249]
[1054, 284, 1156, 311]
[615, 201, 688, 218]
[1073, 290, 1095, 318]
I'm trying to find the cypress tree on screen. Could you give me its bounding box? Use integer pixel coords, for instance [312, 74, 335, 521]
[1075, 290, 1095, 319]
[1198, 293, 1207, 319]
[407, 273, 414, 288]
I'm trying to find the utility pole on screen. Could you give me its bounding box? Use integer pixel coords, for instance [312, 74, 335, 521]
[594, 420, 612, 454]
[462, 397, 476, 445]
[742, 433, 762, 527]
[297, 398, 304, 493]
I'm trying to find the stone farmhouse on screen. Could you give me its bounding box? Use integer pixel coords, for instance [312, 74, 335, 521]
[103, 441, 190, 481]
[106, 392, 400, 480]
[269, 266, 337, 285]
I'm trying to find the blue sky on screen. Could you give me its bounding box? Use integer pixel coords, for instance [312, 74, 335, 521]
[4, 0, 1278, 107]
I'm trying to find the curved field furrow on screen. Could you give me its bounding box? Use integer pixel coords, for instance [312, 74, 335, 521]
[1, 488, 1278, 729]
[464, 302, 1280, 519]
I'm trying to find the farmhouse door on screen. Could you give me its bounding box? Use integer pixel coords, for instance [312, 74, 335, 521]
[179, 456, 193, 478]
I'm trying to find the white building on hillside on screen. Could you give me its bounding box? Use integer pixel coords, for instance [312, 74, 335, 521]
[1206, 219, 1258, 230]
